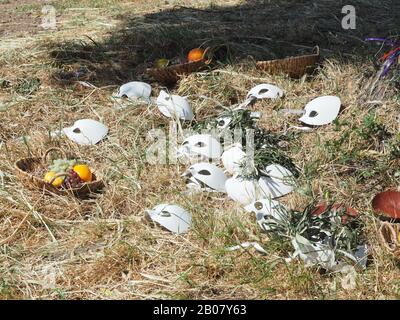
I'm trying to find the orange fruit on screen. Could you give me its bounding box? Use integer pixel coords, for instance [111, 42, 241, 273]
[44, 171, 64, 187]
[187, 48, 205, 62]
[73, 164, 93, 182]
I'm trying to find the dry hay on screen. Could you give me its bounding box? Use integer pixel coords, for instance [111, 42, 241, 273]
[0, 0, 399, 300]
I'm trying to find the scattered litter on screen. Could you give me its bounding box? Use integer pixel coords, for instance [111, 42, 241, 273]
[182, 162, 227, 192]
[177, 134, 222, 162]
[146, 204, 191, 234]
[246, 84, 284, 100]
[226, 242, 268, 255]
[299, 96, 341, 126]
[291, 234, 336, 269]
[339, 265, 357, 290]
[353, 244, 369, 269]
[63, 119, 108, 145]
[255, 201, 367, 281]
[117, 81, 152, 102]
[287, 125, 313, 131]
[156, 90, 194, 120]
[77, 81, 97, 89]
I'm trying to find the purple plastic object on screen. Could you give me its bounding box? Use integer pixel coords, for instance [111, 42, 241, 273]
[365, 37, 399, 78]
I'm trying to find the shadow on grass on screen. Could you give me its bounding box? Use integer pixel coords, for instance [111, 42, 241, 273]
[47, 0, 400, 86]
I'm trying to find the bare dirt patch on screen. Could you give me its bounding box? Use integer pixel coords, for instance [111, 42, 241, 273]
[0, 0, 47, 37]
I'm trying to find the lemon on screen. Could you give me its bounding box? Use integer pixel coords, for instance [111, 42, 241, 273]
[44, 171, 64, 187]
[155, 58, 169, 68]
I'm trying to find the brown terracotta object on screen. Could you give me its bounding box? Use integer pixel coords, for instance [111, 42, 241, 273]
[372, 190, 400, 219]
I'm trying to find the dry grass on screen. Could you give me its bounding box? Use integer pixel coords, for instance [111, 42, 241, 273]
[0, 0, 399, 300]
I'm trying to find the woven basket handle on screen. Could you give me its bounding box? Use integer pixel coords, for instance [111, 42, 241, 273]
[47, 171, 72, 186]
[313, 46, 320, 56]
[378, 222, 399, 252]
[43, 147, 67, 163]
[202, 47, 213, 64]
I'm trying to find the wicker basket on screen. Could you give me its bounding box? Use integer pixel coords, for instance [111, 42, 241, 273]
[14, 148, 104, 197]
[257, 46, 320, 78]
[378, 222, 400, 260]
[146, 47, 213, 84]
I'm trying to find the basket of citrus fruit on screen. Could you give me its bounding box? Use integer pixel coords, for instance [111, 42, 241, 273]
[15, 148, 104, 197]
[147, 47, 212, 84]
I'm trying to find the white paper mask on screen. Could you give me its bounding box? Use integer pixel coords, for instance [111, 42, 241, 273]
[299, 96, 341, 126]
[244, 199, 287, 231]
[221, 145, 246, 174]
[216, 116, 232, 130]
[246, 84, 284, 100]
[156, 90, 194, 120]
[183, 163, 227, 192]
[225, 176, 258, 205]
[146, 204, 191, 234]
[177, 134, 222, 161]
[117, 81, 151, 102]
[63, 119, 108, 145]
[258, 164, 294, 198]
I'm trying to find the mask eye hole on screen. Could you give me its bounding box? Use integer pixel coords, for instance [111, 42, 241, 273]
[160, 210, 171, 217]
[309, 111, 318, 117]
[195, 141, 206, 148]
[255, 201, 263, 210]
[258, 88, 269, 95]
[198, 169, 211, 175]
[73, 128, 81, 134]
